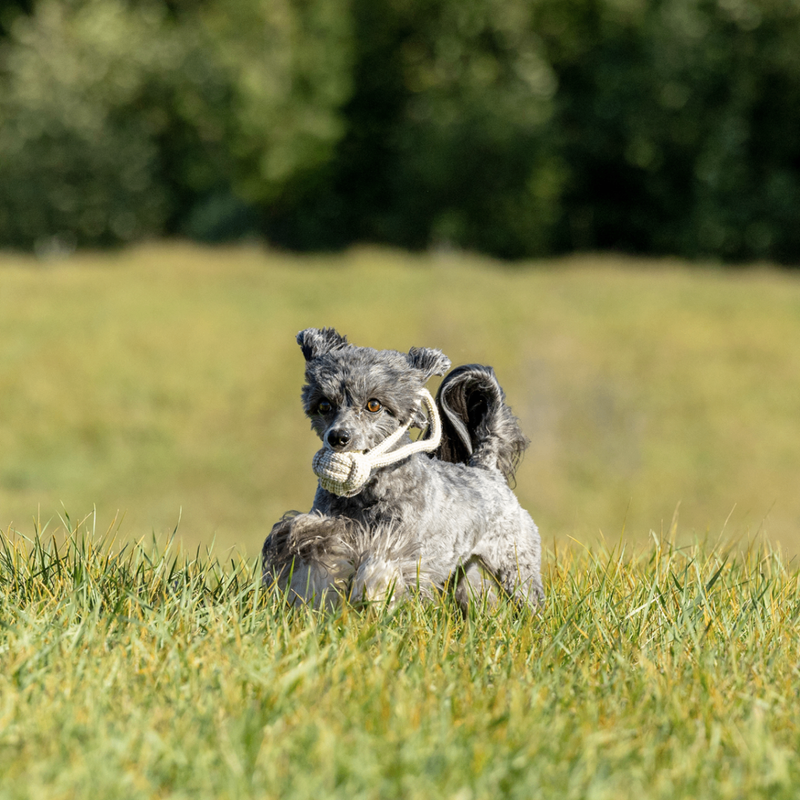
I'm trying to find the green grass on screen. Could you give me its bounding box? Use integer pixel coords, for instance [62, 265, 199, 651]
[1, 242, 799, 553]
[2, 523, 800, 799]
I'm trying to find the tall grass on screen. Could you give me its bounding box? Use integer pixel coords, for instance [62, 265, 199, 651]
[2, 520, 799, 799]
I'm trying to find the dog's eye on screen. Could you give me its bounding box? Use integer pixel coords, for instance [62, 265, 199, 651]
[317, 399, 332, 414]
[366, 399, 382, 413]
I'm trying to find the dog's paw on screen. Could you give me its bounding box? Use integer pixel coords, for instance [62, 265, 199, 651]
[350, 556, 406, 608]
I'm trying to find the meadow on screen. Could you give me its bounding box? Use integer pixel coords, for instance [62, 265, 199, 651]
[1, 243, 799, 554]
[2, 244, 800, 798]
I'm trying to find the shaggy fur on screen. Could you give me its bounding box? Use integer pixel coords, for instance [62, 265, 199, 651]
[262, 328, 544, 610]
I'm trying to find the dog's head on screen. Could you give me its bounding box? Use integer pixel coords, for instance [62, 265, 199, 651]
[297, 327, 451, 451]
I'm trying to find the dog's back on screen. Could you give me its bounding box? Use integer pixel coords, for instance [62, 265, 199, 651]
[434, 364, 528, 485]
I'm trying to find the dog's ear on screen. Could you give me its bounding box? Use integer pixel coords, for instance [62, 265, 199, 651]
[406, 347, 451, 380]
[297, 328, 348, 361]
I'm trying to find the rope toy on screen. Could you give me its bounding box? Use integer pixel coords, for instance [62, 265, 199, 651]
[312, 388, 442, 497]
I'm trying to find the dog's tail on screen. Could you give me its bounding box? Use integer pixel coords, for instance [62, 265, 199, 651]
[434, 364, 529, 485]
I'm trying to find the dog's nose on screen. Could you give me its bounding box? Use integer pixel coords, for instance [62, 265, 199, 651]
[327, 429, 352, 450]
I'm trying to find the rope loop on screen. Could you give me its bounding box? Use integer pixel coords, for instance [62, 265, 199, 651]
[312, 388, 441, 497]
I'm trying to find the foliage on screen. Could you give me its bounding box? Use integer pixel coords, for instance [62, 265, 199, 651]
[0, 1, 176, 248]
[2, 520, 800, 798]
[283, 0, 562, 256]
[0, 0, 353, 249]
[1, 0, 800, 259]
[185, 0, 354, 224]
[534, 0, 800, 261]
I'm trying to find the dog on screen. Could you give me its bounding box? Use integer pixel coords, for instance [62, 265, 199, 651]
[261, 328, 544, 610]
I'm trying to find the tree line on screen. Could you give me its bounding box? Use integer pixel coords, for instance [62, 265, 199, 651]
[1, 0, 799, 262]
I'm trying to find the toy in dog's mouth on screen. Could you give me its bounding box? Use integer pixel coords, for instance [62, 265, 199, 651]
[312, 389, 442, 497]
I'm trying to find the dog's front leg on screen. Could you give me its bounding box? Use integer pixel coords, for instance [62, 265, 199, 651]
[350, 556, 406, 607]
[262, 512, 355, 609]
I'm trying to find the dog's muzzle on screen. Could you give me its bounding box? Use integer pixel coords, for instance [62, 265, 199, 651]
[312, 389, 442, 497]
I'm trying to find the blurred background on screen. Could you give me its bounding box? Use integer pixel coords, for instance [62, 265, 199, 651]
[0, 0, 798, 555]
[2, 0, 800, 260]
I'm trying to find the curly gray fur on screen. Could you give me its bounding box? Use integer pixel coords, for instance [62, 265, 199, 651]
[262, 328, 544, 611]
[262, 512, 443, 607]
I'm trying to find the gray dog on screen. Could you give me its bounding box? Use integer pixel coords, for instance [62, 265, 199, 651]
[261, 328, 543, 610]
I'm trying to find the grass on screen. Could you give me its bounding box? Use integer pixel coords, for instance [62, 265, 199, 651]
[2, 521, 800, 799]
[0, 242, 799, 553]
[3, 244, 799, 797]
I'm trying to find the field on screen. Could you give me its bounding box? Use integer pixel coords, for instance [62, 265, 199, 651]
[2, 244, 800, 798]
[1, 243, 799, 554]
